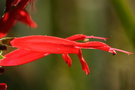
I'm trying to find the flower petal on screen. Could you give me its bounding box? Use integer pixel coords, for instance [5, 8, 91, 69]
[0, 49, 48, 66]
[15, 9, 37, 28]
[66, 34, 107, 41]
[10, 35, 79, 54]
[77, 50, 90, 75]
[76, 41, 117, 54]
[62, 54, 72, 67]
[76, 41, 133, 55]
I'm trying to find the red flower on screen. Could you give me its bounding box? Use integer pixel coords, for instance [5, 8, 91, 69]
[0, 83, 7, 90]
[0, 34, 133, 75]
[0, 0, 37, 38]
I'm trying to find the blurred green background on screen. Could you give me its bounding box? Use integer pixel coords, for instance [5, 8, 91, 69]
[0, 0, 135, 90]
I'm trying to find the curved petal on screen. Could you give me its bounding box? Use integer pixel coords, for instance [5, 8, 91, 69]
[0, 49, 49, 66]
[66, 34, 107, 41]
[77, 50, 90, 75]
[10, 36, 79, 54]
[76, 41, 133, 55]
[62, 54, 72, 67]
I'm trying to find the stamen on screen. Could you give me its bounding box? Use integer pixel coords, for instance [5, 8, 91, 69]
[112, 48, 134, 55]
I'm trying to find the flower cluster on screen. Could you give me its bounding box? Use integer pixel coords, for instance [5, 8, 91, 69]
[0, 0, 36, 89]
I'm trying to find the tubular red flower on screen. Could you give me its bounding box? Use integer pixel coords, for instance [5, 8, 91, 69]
[0, 34, 133, 75]
[0, 8, 37, 38]
[0, 0, 36, 38]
